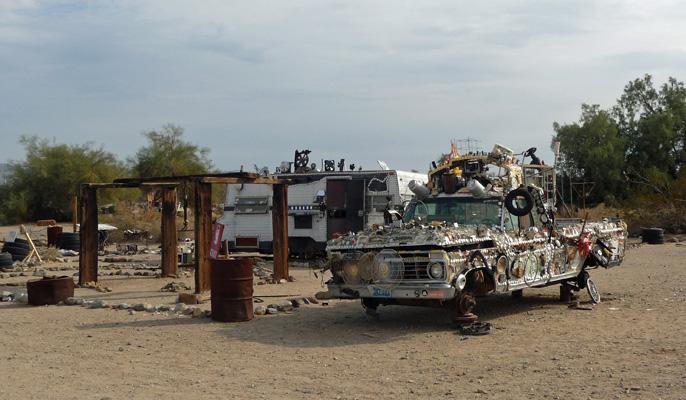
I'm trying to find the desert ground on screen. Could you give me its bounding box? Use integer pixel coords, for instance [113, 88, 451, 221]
[1, 223, 685, 400]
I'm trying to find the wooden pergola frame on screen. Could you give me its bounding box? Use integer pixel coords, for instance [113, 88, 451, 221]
[78, 172, 289, 293]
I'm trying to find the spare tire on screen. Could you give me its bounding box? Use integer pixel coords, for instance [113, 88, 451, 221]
[504, 188, 534, 217]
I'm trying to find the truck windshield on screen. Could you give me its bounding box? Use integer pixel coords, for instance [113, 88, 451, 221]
[403, 197, 519, 229]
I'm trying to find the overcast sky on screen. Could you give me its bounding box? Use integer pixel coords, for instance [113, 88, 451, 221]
[2, 1, 685, 174]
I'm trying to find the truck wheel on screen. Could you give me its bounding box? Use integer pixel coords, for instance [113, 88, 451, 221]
[453, 292, 478, 323]
[511, 289, 523, 299]
[304, 242, 318, 259]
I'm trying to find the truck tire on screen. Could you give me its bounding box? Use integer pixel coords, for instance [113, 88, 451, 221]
[0, 253, 13, 267]
[641, 228, 664, 244]
[2, 241, 31, 251]
[55, 232, 80, 251]
[504, 188, 534, 217]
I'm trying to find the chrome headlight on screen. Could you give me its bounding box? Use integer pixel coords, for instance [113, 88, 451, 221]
[456, 274, 467, 290]
[427, 261, 445, 279]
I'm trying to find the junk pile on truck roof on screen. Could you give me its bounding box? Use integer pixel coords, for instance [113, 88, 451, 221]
[324, 143, 627, 323]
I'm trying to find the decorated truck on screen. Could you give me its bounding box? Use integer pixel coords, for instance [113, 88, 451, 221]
[324, 144, 627, 321]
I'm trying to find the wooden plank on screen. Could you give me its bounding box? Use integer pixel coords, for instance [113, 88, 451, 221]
[20, 225, 42, 263]
[78, 186, 99, 284]
[82, 183, 143, 189]
[160, 186, 179, 277]
[194, 181, 213, 293]
[272, 183, 289, 280]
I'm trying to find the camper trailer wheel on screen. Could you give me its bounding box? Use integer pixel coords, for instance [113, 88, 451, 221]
[304, 241, 318, 259]
[586, 278, 600, 303]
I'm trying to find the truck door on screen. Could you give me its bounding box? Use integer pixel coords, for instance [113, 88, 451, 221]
[327, 179, 365, 239]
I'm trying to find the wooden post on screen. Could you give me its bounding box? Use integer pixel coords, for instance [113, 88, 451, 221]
[272, 183, 289, 280]
[72, 195, 78, 233]
[78, 185, 99, 284]
[161, 186, 179, 277]
[194, 181, 212, 293]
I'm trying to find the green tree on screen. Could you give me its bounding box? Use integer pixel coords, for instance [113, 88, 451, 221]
[0, 136, 125, 223]
[613, 75, 686, 185]
[128, 123, 216, 207]
[552, 104, 626, 205]
[128, 124, 213, 178]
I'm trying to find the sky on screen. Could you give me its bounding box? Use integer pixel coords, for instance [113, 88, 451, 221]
[2, 1, 686, 175]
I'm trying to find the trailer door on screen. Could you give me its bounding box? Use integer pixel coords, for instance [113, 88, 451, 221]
[327, 179, 365, 239]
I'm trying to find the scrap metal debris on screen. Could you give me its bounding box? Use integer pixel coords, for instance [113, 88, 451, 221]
[459, 321, 494, 335]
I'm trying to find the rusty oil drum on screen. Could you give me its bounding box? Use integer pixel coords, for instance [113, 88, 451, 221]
[210, 258, 254, 322]
[47, 225, 63, 247]
[27, 275, 75, 306]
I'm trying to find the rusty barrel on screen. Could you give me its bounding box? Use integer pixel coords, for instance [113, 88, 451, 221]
[210, 258, 254, 322]
[27, 275, 75, 306]
[47, 225, 63, 247]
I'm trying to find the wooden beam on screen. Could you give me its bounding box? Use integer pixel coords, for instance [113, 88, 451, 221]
[72, 196, 78, 233]
[194, 181, 213, 293]
[114, 172, 263, 185]
[200, 177, 285, 185]
[272, 183, 289, 280]
[78, 186, 99, 284]
[160, 186, 178, 277]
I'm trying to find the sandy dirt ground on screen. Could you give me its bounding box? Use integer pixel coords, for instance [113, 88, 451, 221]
[1, 223, 685, 399]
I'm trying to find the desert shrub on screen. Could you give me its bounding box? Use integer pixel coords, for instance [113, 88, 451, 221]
[620, 169, 686, 235]
[99, 202, 164, 243]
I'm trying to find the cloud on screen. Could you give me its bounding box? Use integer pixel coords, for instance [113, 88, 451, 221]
[1, 0, 685, 172]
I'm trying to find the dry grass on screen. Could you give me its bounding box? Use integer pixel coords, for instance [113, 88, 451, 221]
[99, 202, 168, 243]
[97, 201, 224, 243]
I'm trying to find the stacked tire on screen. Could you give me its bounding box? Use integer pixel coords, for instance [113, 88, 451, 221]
[1, 238, 32, 261]
[55, 232, 80, 251]
[0, 252, 14, 268]
[641, 227, 665, 245]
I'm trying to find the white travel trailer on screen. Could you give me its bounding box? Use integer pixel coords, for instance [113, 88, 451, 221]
[216, 158, 427, 258]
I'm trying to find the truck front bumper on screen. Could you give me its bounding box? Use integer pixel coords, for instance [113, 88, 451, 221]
[327, 283, 457, 301]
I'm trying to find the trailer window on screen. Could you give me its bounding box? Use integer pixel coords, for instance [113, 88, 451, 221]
[235, 197, 269, 214]
[294, 215, 312, 229]
[370, 195, 389, 212]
